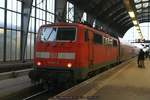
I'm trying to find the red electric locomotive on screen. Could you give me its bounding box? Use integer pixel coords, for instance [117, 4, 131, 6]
[29, 22, 137, 83]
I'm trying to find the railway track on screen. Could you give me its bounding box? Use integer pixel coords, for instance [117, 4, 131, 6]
[22, 89, 48, 100]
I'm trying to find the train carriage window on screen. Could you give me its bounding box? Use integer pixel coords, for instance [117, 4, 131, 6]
[106, 38, 109, 45]
[108, 38, 110, 45]
[93, 33, 102, 44]
[108, 38, 112, 45]
[110, 39, 113, 45]
[103, 37, 105, 44]
[113, 40, 118, 47]
[84, 30, 89, 41]
[103, 37, 107, 45]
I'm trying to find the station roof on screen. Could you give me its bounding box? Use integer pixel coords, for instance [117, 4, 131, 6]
[68, 0, 150, 37]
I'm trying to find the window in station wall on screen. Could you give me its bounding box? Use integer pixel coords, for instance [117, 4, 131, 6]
[0, 8, 4, 28]
[0, 1, 5, 61]
[0, 8, 4, 61]
[31, 33, 34, 59]
[35, 0, 55, 31]
[25, 33, 31, 60]
[11, 30, 17, 60]
[25, 33, 35, 60]
[6, 30, 20, 61]
[28, 18, 35, 60]
[16, 31, 21, 60]
[36, 8, 46, 21]
[0, 29, 4, 61]
[47, 0, 55, 23]
[29, 17, 35, 33]
[0, 0, 5, 8]
[5, 0, 22, 61]
[66, 2, 74, 23]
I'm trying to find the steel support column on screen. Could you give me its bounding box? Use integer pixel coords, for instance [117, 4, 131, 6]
[55, 0, 67, 22]
[20, 0, 33, 62]
[74, 6, 84, 23]
[3, 0, 7, 62]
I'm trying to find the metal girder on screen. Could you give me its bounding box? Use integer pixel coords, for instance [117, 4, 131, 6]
[121, 19, 133, 26]
[101, 4, 124, 17]
[112, 12, 128, 24]
[20, 0, 33, 62]
[99, 7, 125, 25]
[139, 19, 150, 23]
[79, 0, 92, 11]
[55, 0, 67, 22]
[98, 1, 123, 17]
[94, 4, 127, 36]
[117, 16, 131, 25]
[89, 0, 105, 15]
[111, 8, 127, 20]
[138, 12, 150, 17]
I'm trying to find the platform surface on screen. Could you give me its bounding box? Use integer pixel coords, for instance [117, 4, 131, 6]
[50, 58, 150, 100]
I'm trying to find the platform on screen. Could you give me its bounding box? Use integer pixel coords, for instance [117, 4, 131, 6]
[50, 58, 150, 100]
[0, 61, 33, 73]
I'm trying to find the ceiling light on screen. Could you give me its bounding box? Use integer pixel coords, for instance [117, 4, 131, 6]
[133, 20, 138, 25]
[135, 26, 140, 30]
[128, 11, 135, 18]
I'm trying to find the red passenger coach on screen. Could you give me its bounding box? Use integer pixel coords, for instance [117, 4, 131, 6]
[29, 23, 128, 83]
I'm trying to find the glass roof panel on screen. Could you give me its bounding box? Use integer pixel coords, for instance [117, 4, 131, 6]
[136, 4, 142, 9]
[142, 0, 149, 2]
[143, 3, 149, 8]
[143, 9, 149, 12]
[137, 9, 142, 13]
[134, 0, 141, 3]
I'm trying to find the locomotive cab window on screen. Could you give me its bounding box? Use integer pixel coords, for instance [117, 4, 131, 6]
[40, 27, 57, 41]
[56, 28, 76, 41]
[39, 27, 76, 42]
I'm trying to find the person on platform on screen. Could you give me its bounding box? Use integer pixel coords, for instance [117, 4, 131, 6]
[137, 49, 145, 68]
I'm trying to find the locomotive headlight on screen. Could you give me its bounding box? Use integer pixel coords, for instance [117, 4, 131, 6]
[37, 61, 42, 66]
[67, 63, 72, 68]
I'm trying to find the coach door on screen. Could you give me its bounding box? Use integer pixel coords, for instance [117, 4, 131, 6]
[85, 30, 94, 68]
